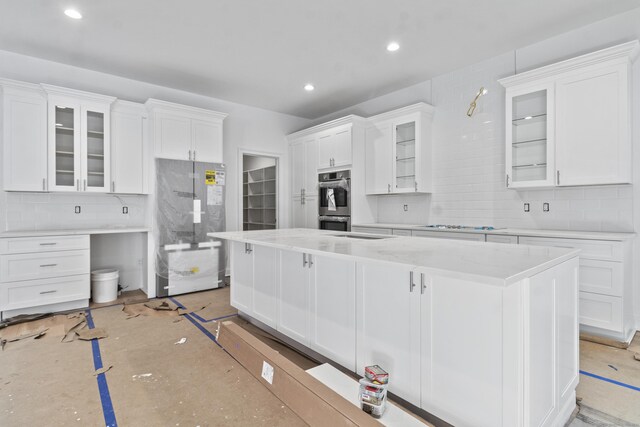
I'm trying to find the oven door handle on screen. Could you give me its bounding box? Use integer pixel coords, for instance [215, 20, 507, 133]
[318, 180, 350, 190]
[318, 215, 350, 222]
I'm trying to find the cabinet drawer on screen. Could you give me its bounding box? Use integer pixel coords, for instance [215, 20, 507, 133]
[0, 250, 90, 283]
[518, 236, 622, 261]
[579, 292, 623, 332]
[486, 235, 518, 244]
[0, 274, 90, 311]
[0, 235, 89, 254]
[392, 229, 412, 236]
[580, 259, 623, 297]
[412, 230, 486, 242]
[351, 227, 392, 235]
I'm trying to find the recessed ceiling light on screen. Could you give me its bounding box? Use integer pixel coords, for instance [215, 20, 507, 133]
[304, 84, 315, 92]
[524, 116, 533, 120]
[64, 9, 82, 19]
[386, 42, 400, 52]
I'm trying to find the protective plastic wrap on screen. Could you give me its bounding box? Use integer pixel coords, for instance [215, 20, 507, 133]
[155, 158, 226, 296]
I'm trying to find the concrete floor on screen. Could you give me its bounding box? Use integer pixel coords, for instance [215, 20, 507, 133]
[1, 287, 639, 426]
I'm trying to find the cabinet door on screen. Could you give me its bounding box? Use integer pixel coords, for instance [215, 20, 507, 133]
[48, 100, 81, 192]
[192, 119, 223, 163]
[277, 249, 310, 344]
[81, 104, 110, 192]
[309, 255, 356, 370]
[304, 137, 318, 195]
[155, 113, 191, 160]
[230, 241, 253, 314]
[365, 123, 393, 194]
[290, 141, 306, 198]
[111, 105, 146, 194]
[317, 133, 333, 169]
[556, 63, 630, 186]
[291, 197, 306, 228]
[412, 230, 485, 241]
[505, 83, 555, 188]
[304, 196, 318, 229]
[332, 128, 352, 167]
[356, 262, 421, 406]
[393, 119, 417, 192]
[251, 245, 278, 328]
[2, 89, 48, 192]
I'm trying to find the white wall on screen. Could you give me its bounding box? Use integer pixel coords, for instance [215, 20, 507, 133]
[0, 49, 310, 233]
[243, 155, 276, 171]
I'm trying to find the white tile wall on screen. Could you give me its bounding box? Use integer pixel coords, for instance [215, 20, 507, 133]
[3, 192, 148, 231]
[377, 193, 431, 225]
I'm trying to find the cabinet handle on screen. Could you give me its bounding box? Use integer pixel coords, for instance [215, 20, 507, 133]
[193, 150, 197, 161]
[42, 178, 46, 191]
[111, 181, 115, 193]
[303, 253, 308, 267]
[39, 242, 57, 246]
[40, 290, 57, 295]
[506, 174, 510, 188]
[40, 264, 57, 268]
[244, 243, 252, 254]
[308, 254, 313, 268]
[76, 179, 80, 191]
[420, 273, 426, 294]
[83, 179, 87, 191]
[409, 271, 416, 292]
[188, 150, 192, 160]
[387, 183, 391, 193]
[414, 181, 418, 192]
[557, 170, 560, 185]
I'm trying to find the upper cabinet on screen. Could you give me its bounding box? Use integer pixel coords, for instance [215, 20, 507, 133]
[145, 99, 227, 163]
[365, 103, 434, 195]
[317, 124, 352, 169]
[289, 135, 318, 198]
[42, 85, 115, 193]
[1, 80, 48, 192]
[110, 101, 148, 194]
[500, 41, 638, 189]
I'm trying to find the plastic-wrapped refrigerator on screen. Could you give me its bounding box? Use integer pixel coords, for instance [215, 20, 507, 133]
[155, 158, 226, 297]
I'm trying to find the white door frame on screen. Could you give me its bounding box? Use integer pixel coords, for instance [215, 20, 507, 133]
[237, 148, 281, 231]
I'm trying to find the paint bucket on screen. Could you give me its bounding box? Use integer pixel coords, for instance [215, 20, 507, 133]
[91, 269, 119, 303]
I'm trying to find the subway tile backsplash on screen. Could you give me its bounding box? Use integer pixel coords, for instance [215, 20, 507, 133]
[376, 51, 634, 232]
[3, 192, 148, 231]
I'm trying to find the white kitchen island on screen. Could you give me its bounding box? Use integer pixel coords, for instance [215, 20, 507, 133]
[209, 228, 580, 427]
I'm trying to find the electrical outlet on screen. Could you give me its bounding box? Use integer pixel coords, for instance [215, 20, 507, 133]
[74, 206, 81, 214]
[524, 203, 530, 212]
[122, 206, 129, 214]
[403, 204, 408, 212]
[543, 202, 550, 212]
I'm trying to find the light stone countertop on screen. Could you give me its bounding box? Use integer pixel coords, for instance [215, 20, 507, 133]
[352, 223, 635, 241]
[0, 226, 150, 238]
[209, 228, 579, 287]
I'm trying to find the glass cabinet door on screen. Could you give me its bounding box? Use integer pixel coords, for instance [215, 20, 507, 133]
[53, 104, 80, 191]
[394, 121, 416, 191]
[507, 85, 554, 188]
[81, 106, 110, 192]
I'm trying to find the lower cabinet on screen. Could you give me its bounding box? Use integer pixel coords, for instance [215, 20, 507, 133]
[278, 249, 311, 344]
[291, 196, 318, 229]
[412, 230, 486, 241]
[356, 262, 421, 406]
[230, 241, 253, 314]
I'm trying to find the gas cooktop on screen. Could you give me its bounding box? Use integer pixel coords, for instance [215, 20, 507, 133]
[424, 224, 500, 231]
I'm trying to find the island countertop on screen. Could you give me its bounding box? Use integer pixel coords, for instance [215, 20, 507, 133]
[209, 228, 579, 287]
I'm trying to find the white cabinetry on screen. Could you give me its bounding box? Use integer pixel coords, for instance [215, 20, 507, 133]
[0, 235, 90, 320]
[110, 101, 148, 194]
[289, 135, 318, 229]
[365, 103, 434, 194]
[146, 99, 227, 163]
[1, 81, 48, 192]
[412, 230, 486, 241]
[317, 125, 352, 169]
[499, 41, 637, 188]
[43, 85, 115, 193]
[230, 241, 254, 314]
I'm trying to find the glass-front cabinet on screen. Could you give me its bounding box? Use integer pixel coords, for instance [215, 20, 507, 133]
[394, 120, 416, 191]
[45, 88, 114, 192]
[505, 83, 555, 188]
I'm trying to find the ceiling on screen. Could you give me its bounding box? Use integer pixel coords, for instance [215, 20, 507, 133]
[1, 1, 639, 119]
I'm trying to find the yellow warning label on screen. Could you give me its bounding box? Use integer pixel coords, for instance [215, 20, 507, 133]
[205, 170, 216, 185]
[191, 266, 200, 274]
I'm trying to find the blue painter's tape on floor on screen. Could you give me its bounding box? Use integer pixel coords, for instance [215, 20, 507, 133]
[182, 313, 223, 348]
[580, 370, 640, 392]
[169, 296, 238, 323]
[85, 309, 118, 427]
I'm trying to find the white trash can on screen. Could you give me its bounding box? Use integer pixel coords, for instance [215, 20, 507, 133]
[91, 269, 119, 303]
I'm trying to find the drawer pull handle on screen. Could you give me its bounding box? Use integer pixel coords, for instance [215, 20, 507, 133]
[39, 243, 57, 246]
[40, 264, 58, 268]
[40, 290, 57, 295]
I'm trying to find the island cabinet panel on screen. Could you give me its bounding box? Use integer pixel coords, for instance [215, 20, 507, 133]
[230, 241, 254, 314]
[251, 245, 278, 328]
[356, 262, 421, 406]
[309, 255, 356, 371]
[277, 249, 311, 345]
